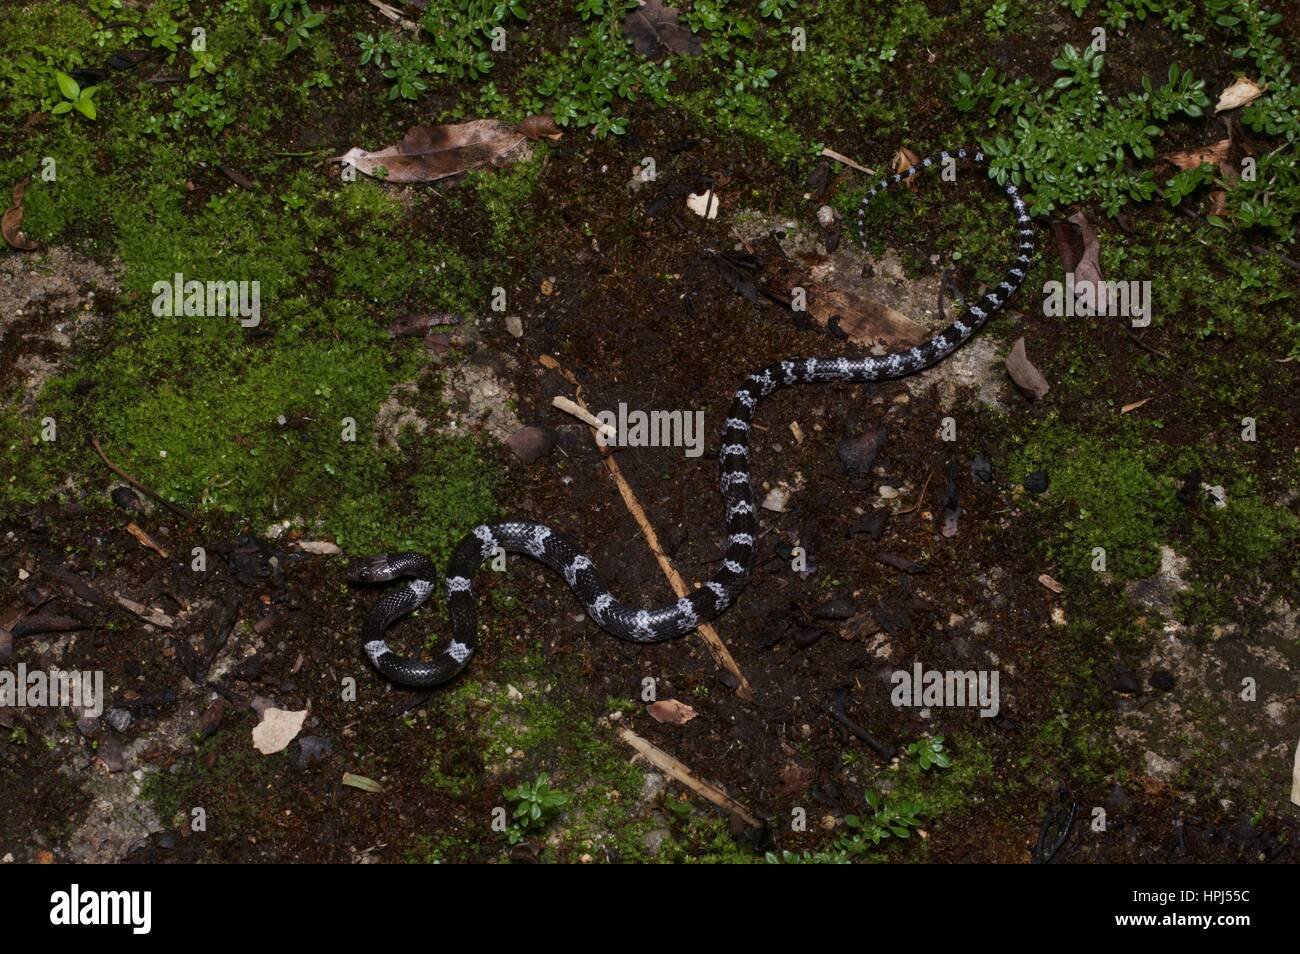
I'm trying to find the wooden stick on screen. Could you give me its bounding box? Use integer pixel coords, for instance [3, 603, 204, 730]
[618, 727, 761, 827]
[126, 522, 169, 559]
[542, 356, 754, 699]
[821, 147, 875, 176]
[551, 395, 616, 441]
[364, 0, 419, 30]
[113, 594, 176, 629]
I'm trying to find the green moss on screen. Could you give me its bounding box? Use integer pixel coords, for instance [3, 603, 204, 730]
[1005, 414, 1176, 580]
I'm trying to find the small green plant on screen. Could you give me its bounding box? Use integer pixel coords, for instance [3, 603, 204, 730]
[758, 0, 798, 19]
[906, 736, 952, 771]
[503, 773, 569, 844]
[143, 15, 183, 53]
[983, 0, 1011, 33]
[7, 727, 28, 746]
[52, 70, 100, 120]
[271, 0, 325, 53]
[955, 45, 1208, 215]
[838, 791, 924, 854]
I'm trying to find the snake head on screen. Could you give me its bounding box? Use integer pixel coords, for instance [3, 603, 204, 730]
[346, 555, 400, 583]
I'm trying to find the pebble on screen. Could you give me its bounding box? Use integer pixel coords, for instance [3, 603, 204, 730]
[505, 315, 523, 338]
[817, 204, 837, 227]
[971, 455, 993, 483]
[1149, 669, 1176, 692]
[505, 426, 556, 464]
[1023, 471, 1049, 495]
[877, 485, 899, 499]
[105, 708, 133, 733]
[762, 486, 792, 512]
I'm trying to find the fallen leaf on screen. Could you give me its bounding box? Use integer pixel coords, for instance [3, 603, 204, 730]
[1161, 139, 1230, 170]
[1037, 573, 1064, 594]
[1052, 211, 1102, 290]
[893, 147, 921, 190]
[1120, 398, 1151, 414]
[622, 0, 703, 61]
[646, 699, 698, 725]
[295, 540, 342, 555]
[774, 762, 814, 797]
[335, 119, 529, 184]
[1207, 189, 1228, 216]
[1215, 76, 1264, 113]
[1005, 337, 1050, 400]
[517, 114, 562, 141]
[342, 772, 384, 793]
[686, 190, 718, 219]
[2, 177, 39, 251]
[252, 707, 307, 755]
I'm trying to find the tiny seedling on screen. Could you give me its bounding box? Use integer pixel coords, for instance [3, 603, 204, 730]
[503, 773, 569, 844]
[53, 71, 100, 120]
[907, 735, 952, 771]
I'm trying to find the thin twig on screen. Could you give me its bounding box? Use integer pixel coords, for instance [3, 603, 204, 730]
[618, 727, 762, 827]
[91, 435, 189, 517]
[821, 147, 875, 176]
[542, 355, 754, 700]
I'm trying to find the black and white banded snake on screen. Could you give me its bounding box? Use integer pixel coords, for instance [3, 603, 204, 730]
[349, 148, 1034, 688]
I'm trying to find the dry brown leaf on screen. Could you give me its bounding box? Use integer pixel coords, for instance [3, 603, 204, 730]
[1207, 189, 1228, 216]
[2, 177, 39, 251]
[646, 698, 698, 725]
[805, 282, 927, 349]
[335, 119, 529, 183]
[1037, 573, 1064, 594]
[893, 147, 921, 190]
[1006, 337, 1050, 401]
[1053, 211, 1103, 289]
[774, 762, 814, 797]
[252, 707, 307, 755]
[1160, 139, 1230, 170]
[1215, 76, 1264, 113]
[1120, 398, 1151, 414]
[517, 114, 562, 141]
[622, 0, 703, 61]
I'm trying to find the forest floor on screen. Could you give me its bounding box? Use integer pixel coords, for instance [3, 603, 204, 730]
[1, 0, 1298, 863]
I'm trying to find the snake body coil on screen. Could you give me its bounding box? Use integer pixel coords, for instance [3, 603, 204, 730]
[351, 149, 1034, 688]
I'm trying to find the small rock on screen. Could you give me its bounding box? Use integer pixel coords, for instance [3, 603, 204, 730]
[762, 485, 792, 512]
[837, 428, 887, 475]
[504, 315, 523, 338]
[296, 735, 333, 767]
[95, 735, 126, 773]
[198, 698, 226, 738]
[971, 455, 993, 483]
[110, 486, 142, 512]
[1149, 669, 1176, 692]
[817, 204, 837, 227]
[1110, 666, 1141, 695]
[1023, 471, 1049, 495]
[642, 828, 671, 857]
[878, 485, 899, 500]
[506, 426, 556, 464]
[792, 626, 824, 648]
[810, 597, 856, 621]
[848, 510, 889, 540]
[105, 708, 132, 733]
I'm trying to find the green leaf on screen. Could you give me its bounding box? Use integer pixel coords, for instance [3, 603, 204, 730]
[52, 101, 73, 115]
[55, 70, 80, 100]
[74, 97, 97, 119]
